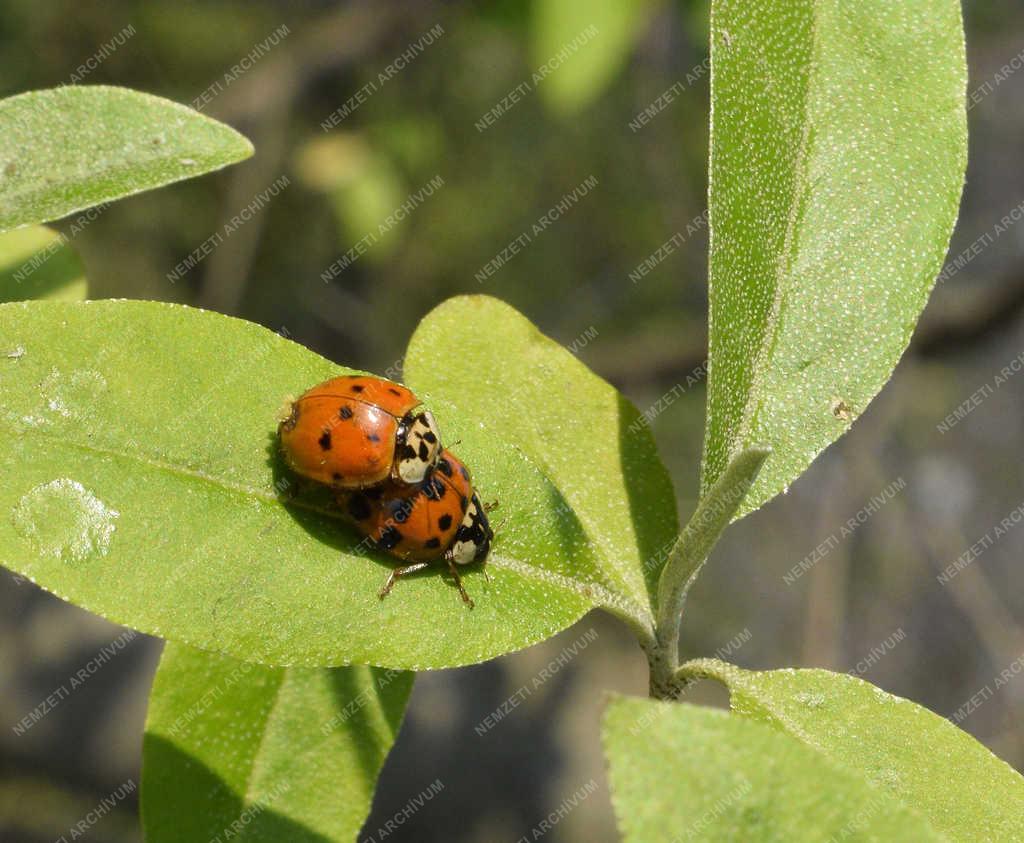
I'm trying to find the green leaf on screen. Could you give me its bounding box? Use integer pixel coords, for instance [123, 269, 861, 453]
[702, 0, 967, 515]
[405, 295, 678, 638]
[0, 296, 673, 667]
[602, 697, 941, 842]
[0, 86, 253, 232]
[531, 0, 656, 113]
[143, 642, 412, 842]
[0, 226, 87, 302]
[681, 660, 1024, 840]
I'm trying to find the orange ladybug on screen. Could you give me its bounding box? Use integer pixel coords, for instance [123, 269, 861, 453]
[279, 375, 442, 489]
[338, 449, 494, 607]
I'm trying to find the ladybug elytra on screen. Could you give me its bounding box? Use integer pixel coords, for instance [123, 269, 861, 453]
[337, 449, 494, 607]
[278, 375, 442, 489]
[278, 376, 494, 606]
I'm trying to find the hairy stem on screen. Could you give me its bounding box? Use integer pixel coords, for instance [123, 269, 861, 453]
[648, 446, 770, 699]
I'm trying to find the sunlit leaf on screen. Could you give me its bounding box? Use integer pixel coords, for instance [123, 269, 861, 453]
[405, 295, 679, 633]
[0, 296, 674, 667]
[682, 660, 1024, 840]
[602, 697, 940, 842]
[702, 0, 967, 515]
[0, 86, 253, 232]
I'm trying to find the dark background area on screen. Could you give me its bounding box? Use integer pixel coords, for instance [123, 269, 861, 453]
[2, 1, 1023, 840]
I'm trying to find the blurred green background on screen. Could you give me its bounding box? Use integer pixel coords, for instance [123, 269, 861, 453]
[2, 0, 1024, 840]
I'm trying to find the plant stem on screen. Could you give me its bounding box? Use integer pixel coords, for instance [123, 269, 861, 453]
[647, 446, 770, 699]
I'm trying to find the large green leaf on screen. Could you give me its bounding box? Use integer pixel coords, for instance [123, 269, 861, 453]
[0, 296, 673, 667]
[0, 226, 87, 302]
[602, 697, 940, 842]
[702, 0, 967, 515]
[0, 86, 253, 233]
[682, 660, 1024, 840]
[404, 296, 678, 634]
[143, 642, 412, 842]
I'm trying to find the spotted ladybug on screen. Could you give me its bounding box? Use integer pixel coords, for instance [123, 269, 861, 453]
[279, 375, 442, 489]
[338, 449, 494, 607]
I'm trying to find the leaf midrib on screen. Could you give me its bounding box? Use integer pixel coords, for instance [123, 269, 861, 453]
[523, 437, 651, 609]
[410, 377, 658, 628]
[491, 553, 648, 625]
[6, 420, 649, 624]
[238, 668, 288, 814]
[501, 347, 659, 620]
[2, 419, 337, 518]
[0, 152, 232, 210]
[716, 1, 822, 468]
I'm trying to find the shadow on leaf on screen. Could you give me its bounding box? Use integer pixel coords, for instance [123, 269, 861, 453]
[617, 394, 680, 606]
[142, 734, 332, 842]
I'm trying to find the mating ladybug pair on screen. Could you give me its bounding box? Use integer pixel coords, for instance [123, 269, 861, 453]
[278, 375, 493, 606]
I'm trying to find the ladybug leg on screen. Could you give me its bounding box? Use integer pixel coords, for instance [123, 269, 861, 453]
[378, 563, 430, 600]
[446, 558, 474, 609]
[483, 499, 499, 513]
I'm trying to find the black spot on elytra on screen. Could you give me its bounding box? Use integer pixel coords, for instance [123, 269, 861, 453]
[424, 477, 446, 501]
[351, 384, 364, 393]
[460, 494, 469, 511]
[367, 433, 381, 443]
[438, 514, 453, 531]
[318, 431, 332, 450]
[339, 405, 354, 420]
[390, 499, 414, 524]
[423, 430, 437, 444]
[424, 537, 441, 549]
[347, 494, 372, 521]
[459, 465, 471, 481]
[437, 458, 453, 477]
[378, 526, 402, 550]
[388, 387, 401, 396]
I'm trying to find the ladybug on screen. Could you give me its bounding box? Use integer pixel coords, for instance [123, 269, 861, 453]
[338, 449, 494, 607]
[278, 375, 442, 489]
